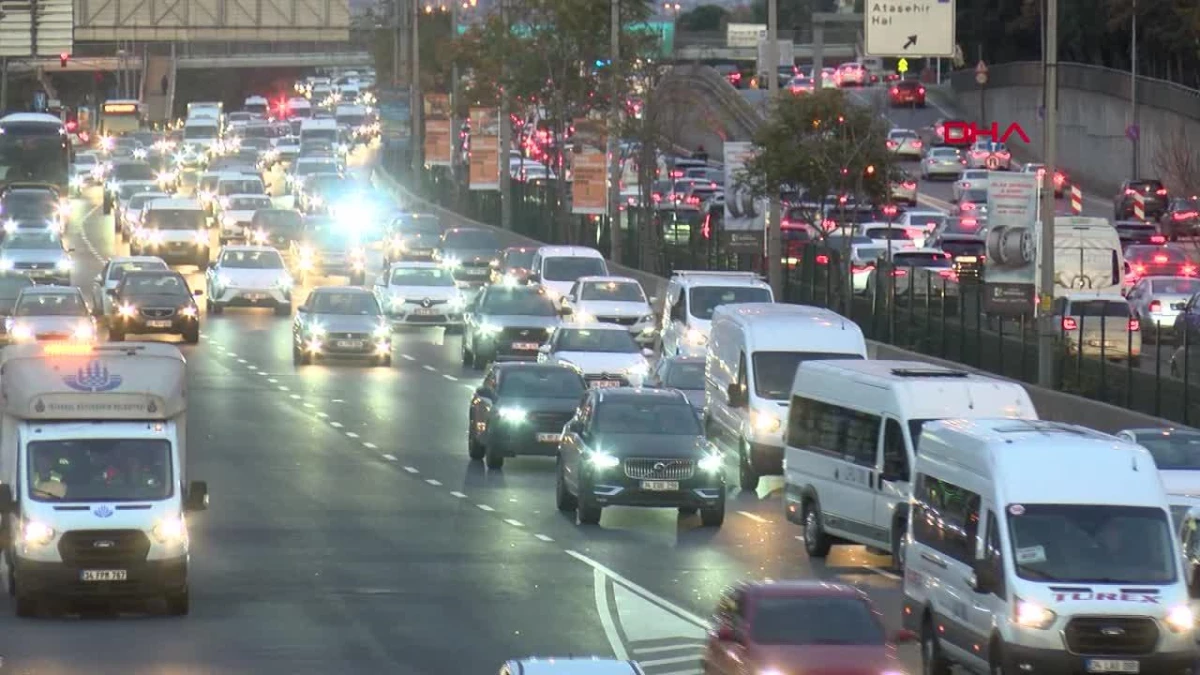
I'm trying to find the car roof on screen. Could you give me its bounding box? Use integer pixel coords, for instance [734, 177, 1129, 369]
[575, 275, 639, 285]
[594, 387, 689, 403]
[387, 261, 440, 271]
[221, 245, 277, 253]
[147, 199, 203, 210]
[18, 285, 79, 296]
[226, 193, 271, 200]
[311, 286, 372, 296]
[738, 579, 868, 599]
[560, 322, 629, 332]
[110, 256, 167, 264]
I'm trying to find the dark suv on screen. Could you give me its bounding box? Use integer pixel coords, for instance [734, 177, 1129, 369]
[1114, 179, 1168, 220]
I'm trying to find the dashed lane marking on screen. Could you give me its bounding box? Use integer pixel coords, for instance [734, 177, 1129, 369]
[425, 478, 442, 486]
[449, 491, 467, 499]
[477, 504, 495, 512]
[737, 511, 769, 524]
[303, 403, 315, 409]
[289, 394, 301, 400]
[330, 421, 344, 428]
[401, 354, 415, 361]
[363, 441, 378, 449]
[332, 399, 345, 403]
[534, 534, 554, 542]
[345, 431, 359, 438]
[503, 518, 524, 527]
[316, 412, 329, 418]
[443, 374, 457, 381]
[422, 365, 436, 372]
[277, 385, 290, 392]
[247, 365, 257, 371]
[866, 566, 901, 580]
[268, 378, 278, 384]
[382, 454, 398, 461]
[403, 466, 419, 474]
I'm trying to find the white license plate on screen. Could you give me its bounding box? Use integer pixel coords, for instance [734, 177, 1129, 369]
[243, 293, 265, 301]
[81, 569, 127, 582]
[464, 268, 488, 275]
[336, 340, 364, 348]
[1087, 660, 1139, 673]
[536, 433, 562, 443]
[591, 380, 622, 388]
[512, 342, 539, 350]
[414, 308, 438, 315]
[146, 320, 172, 328]
[641, 480, 679, 491]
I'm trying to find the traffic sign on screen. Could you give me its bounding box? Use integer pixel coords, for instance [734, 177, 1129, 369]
[897, 58, 909, 74]
[865, 0, 956, 58]
[1070, 186, 1083, 214]
[985, 155, 1001, 170]
[1126, 124, 1140, 141]
[975, 60, 988, 85]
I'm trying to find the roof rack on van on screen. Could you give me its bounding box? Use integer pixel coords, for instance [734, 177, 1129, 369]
[993, 420, 1100, 436]
[671, 271, 765, 281]
[891, 368, 969, 378]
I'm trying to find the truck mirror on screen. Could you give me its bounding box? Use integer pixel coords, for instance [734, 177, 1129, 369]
[0, 484, 14, 513]
[184, 480, 208, 512]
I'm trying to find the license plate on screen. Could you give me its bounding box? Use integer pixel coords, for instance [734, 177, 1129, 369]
[464, 268, 488, 275]
[956, 256, 978, 263]
[512, 342, 539, 350]
[641, 480, 679, 491]
[414, 308, 438, 315]
[1087, 660, 1139, 673]
[536, 433, 562, 443]
[591, 380, 622, 388]
[81, 569, 127, 582]
[146, 320, 172, 328]
[243, 294, 265, 301]
[336, 340, 364, 348]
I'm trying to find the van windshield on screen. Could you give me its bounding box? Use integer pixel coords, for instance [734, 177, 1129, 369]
[28, 439, 173, 502]
[1007, 504, 1176, 584]
[689, 286, 771, 320]
[753, 352, 865, 400]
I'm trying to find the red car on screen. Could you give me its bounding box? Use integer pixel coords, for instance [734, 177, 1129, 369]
[702, 581, 915, 675]
[889, 80, 926, 107]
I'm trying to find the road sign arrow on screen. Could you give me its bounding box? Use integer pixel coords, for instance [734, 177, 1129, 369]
[903, 35, 917, 50]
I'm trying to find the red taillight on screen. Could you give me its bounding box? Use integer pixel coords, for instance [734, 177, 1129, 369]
[1125, 189, 1137, 195]
[960, 218, 978, 228]
[670, 170, 682, 178]
[938, 269, 957, 280]
[1062, 317, 1079, 330]
[890, 87, 899, 95]
[911, 141, 922, 148]
[1184, 265, 1198, 276]
[851, 264, 874, 273]
[997, 151, 1011, 158]
[902, 181, 916, 189]
[1175, 211, 1198, 220]
[891, 269, 908, 277]
[1054, 173, 1065, 184]
[1157, 188, 1168, 196]
[1132, 264, 1146, 275]
[887, 141, 897, 149]
[1150, 300, 1162, 312]
[815, 254, 830, 265]
[918, 87, 925, 94]
[1153, 254, 1169, 263]
[821, 218, 837, 231]
[962, 181, 971, 188]
[1150, 235, 1166, 243]
[961, 202, 976, 211]
[1129, 318, 1141, 331]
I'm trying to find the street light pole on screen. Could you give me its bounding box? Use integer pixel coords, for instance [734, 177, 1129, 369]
[765, 0, 782, 296]
[1037, 0, 1059, 387]
[451, 0, 462, 202]
[607, 0, 622, 263]
[410, 0, 423, 174]
[498, 0, 512, 229]
[1130, 0, 1139, 177]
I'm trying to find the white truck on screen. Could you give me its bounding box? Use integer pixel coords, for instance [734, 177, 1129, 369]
[988, 216, 1125, 300]
[0, 343, 207, 617]
[186, 101, 223, 122]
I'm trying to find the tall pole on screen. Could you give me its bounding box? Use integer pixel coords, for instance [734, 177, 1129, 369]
[607, 0, 622, 263]
[391, 0, 402, 86]
[1036, 0, 1059, 387]
[450, 0, 461, 202]
[1130, 0, 1139, 177]
[1, 58, 9, 111]
[765, 0, 781, 295]
[410, 0, 422, 174]
[498, 0, 512, 229]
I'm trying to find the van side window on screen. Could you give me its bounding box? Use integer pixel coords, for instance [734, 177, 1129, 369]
[984, 511, 1007, 597]
[912, 474, 981, 563]
[786, 397, 879, 467]
[882, 419, 908, 479]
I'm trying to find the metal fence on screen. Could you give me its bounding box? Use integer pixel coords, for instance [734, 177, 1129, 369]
[949, 61, 1200, 122]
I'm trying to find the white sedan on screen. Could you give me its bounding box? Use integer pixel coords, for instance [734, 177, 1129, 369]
[536, 323, 653, 388]
[375, 261, 466, 332]
[953, 169, 991, 202]
[91, 255, 169, 318]
[559, 275, 656, 346]
[218, 194, 274, 244]
[205, 245, 293, 315]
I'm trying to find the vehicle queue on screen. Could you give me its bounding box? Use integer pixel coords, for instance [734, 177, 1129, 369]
[0, 65, 1192, 675]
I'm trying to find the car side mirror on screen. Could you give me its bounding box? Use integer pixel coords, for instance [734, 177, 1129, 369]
[94, 273, 102, 284]
[558, 304, 573, 316]
[193, 289, 203, 296]
[891, 629, 918, 644]
[642, 348, 654, 357]
[0, 484, 13, 514]
[538, 344, 551, 354]
[184, 480, 208, 512]
[473, 387, 493, 400]
[715, 626, 740, 643]
[726, 383, 745, 408]
[106, 288, 117, 297]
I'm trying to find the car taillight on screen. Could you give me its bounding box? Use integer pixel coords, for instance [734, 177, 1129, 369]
[997, 151, 1011, 158]
[938, 269, 957, 280]
[1150, 300, 1162, 312]
[911, 141, 922, 148]
[961, 218, 978, 228]
[902, 181, 916, 189]
[1132, 264, 1146, 275]
[1150, 235, 1166, 243]
[918, 87, 925, 94]
[1184, 265, 1198, 276]
[1157, 188, 1168, 196]
[1062, 317, 1079, 330]
[1129, 318, 1141, 331]
[890, 87, 899, 95]
[851, 264, 874, 273]
[961, 203, 976, 211]
[1125, 189, 1137, 195]
[1054, 173, 1065, 184]
[815, 254, 829, 265]
[821, 218, 837, 231]
[887, 141, 897, 148]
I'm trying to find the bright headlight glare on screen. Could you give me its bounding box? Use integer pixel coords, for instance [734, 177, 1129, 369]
[698, 452, 723, 472]
[56, 258, 73, 271]
[479, 322, 502, 336]
[442, 257, 462, 270]
[3, 220, 16, 234]
[193, 230, 207, 245]
[1167, 605, 1195, 632]
[575, 312, 596, 324]
[373, 324, 390, 339]
[0, 258, 13, 270]
[151, 516, 187, 544]
[180, 305, 197, 317]
[118, 303, 137, 318]
[10, 324, 32, 341]
[299, 245, 314, 259]
[309, 324, 326, 337]
[148, 231, 164, 243]
[72, 323, 94, 339]
[1014, 598, 1056, 630]
[502, 274, 519, 287]
[21, 520, 54, 546]
[449, 295, 465, 309]
[751, 409, 782, 434]
[626, 361, 649, 376]
[497, 407, 527, 423]
[685, 328, 708, 346]
[588, 451, 620, 469]
[276, 273, 293, 287]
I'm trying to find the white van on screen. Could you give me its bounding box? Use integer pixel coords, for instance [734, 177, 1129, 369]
[1116, 427, 1200, 528]
[705, 303, 866, 491]
[659, 271, 773, 358]
[783, 361, 1037, 565]
[905, 419, 1197, 675]
[529, 246, 609, 300]
[182, 119, 220, 155]
[243, 96, 268, 117]
[299, 118, 339, 147]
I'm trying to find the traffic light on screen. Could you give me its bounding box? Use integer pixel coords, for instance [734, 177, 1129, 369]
[59, 53, 68, 68]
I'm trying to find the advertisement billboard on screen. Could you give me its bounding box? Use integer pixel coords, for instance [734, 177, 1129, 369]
[723, 142, 765, 232]
[571, 117, 607, 215]
[983, 171, 1040, 316]
[423, 94, 452, 166]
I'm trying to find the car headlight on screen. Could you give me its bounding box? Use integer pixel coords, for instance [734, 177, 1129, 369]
[497, 407, 526, 423]
[373, 324, 390, 339]
[750, 409, 782, 434]
[118, 303, 138, 318]
[251, 228, 269, 244]
[132, 148, 147, 159]
[216, 274, 232, 288]
[1014, 597, 1057, 630]
[1167, 605, 1195, 633]
[180, 305, 197, 317]
[698, 451, 724, 472]
[502, 273, 519, 287]
[151, 516, 187, 544]
[309, 323, 326, 338]
[148, 230, 164, 244]
[218, 197, 230, 209]
[56, 258, 73, 271]
[588, 451, 620, 469]
[479, 322, 502, 336]
[3, 220, 16, 234]
[685, 328, 708, 346]
[0, 258, 13, 270]
[441, 256, 462, 270]
[21, 520, 54, 546]
[542, 287, 561, 301]
[575, 312, 596, 323]
[449, 294, 465, 310]
[193, 230, 208, 245]
[639, 314, 655, 324]
[70, 175, 84, 187]
[276, 273, 293, 288]
[156, 171, 175, 184]
[350, 247, 366, 260]
[72, 322, 94, 340]
[9, 324, 32, 341]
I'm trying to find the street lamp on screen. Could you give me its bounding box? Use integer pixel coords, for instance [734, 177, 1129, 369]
[663, 2, 680, 19]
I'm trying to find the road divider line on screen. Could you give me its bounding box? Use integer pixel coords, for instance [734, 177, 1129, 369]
[401, 354, 415, 361]
[632, 645, 702, 655]
[303, 403, 316, 409]
[332, 399, 345, 403]
[737, 511, 769, 523]
[330, 421, 344, 428]
[476, 504, 495, 511]
[593, 569, 630, 661]
[236, 358, 247, 364]
[316, 412, 329, 418]
[403, 466, 419, 474]
[425, 478, 442, 486]
[363, 441, 378, 449]
[345, 431, 359, 438]
[289, 394, 301, 400]
[382, 454, 397, 461]
[534, 534, 554, 542]
[503, 518, 524, 527]
[227, 353, 238, 358]
[567, 550, 709, 629]
[450, 491, 467, 498]
[422, 365, 436, 372]
[268, 378, 278, 384]
[640, 656, 700, 667]
[443, 374, 457, 381]
[247, 365, 257, 371]
[278, 385, 290, 392]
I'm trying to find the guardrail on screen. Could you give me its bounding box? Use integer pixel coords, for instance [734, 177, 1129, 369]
[948, 61, 1200, 122]
[655, 65, 765, 142]
[675, 28, 861, 48]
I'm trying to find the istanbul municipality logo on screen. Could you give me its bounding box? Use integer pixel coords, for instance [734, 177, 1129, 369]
[63, 360, 123, 393]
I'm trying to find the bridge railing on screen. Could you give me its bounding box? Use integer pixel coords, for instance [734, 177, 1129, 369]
[948, 61, 1200, 122]
[674, 26, 861, 48]
[71, 39, 369, 59]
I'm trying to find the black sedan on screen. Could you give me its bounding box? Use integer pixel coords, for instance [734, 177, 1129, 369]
[555, 388, 726, 527]
[292, 286, 391, 366]
[469, 363, 587, 469]
[246, 208, 303, 248]
[461, 285, 560, 369]
[434, 227, 501, 288]
[1161, 197, 1200, 241]
[384, 212, 442, 265]
[108, 271, 202, 343]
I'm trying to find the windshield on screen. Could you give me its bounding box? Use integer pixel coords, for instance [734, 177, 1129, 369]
[556, 328, 638, 353]
[112, 163, 155, 181]
[296, 162, 337, 176]
[0, 131, 69, 183]
[14, 292, 84, 316]
[1131, 431, 1200, 469]
[389, 267, 455, 286]
[337, 115, 366, 127]
[309, 291, 380, 315]
[127, 194, 166, 210]
[580, 281, 645, 303]
[753, 352, 865, 400]
[0, 276, 32, 303]
[750, 596, 884, 646]
[122, 273, 190, 297]
[255, 210, 303, 231]
[1151, 279, 1200, 295]
[480, 289, 558, 316]
[894, 252, 953, 268]
[28, 439, 172, 502]
[543, 256, 606, 282]
[503, 250, 536, 269]
[961, 190, 988, 203]
[74, 155, 97, 166]
[909, 214, 947, 230]
[688, 286, 772, 320]
[110, 261, 168, 282]
[219, 180, 264, 195]
[865, 227, 915, 241]
[498, 368, 586, 398]
[2, 234, 60, 251]
[221, 250, 284, 269]
[228, 196, 272, 210]
[1008, 504, 1176, 584]
[117, 184, 154, 200]
[664, 361, 704, 389]
[595, 401, 701, 435]
[443, 230, 500, 250]
[3, 192, 55, 218]
[145, 210, 206, 230]
[183, 125, 218, 140]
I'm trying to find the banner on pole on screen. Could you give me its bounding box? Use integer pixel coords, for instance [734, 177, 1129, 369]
[723, 142, 764, 232]
[571, 118, 608, 215]
[423, 94, 452, 166]
[468, 107, 500, 191]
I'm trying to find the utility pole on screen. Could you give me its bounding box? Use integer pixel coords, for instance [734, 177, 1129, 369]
[410, 0, 422, 175]
[450, 0, 462, 203]
[391, 0, 402, 86]
[1130, 0, 1139, 178]
[1037, 0, 1059, 387]
[765, 0, 782, 295]
[607, 0, 622, 264]
[498, 0, 512, 229]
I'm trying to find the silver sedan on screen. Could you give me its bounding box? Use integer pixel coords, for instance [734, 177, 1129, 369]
[1125, 276, 1200, 343]
[920, 148, 965, 181]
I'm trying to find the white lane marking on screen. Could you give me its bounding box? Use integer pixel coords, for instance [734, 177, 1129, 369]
[401, 354, 415, 361]
[316, 412, 329, 418]
[476, 504, 495, 512]
[236, 358, 247, 364]
[425, 478, 442, 486]
[534, 534, 554, 542]
[227, 353, 237, 357]
[449, 491, 467, 498]
[632, 645, 697, 655]
[363, 441, 378, 449]
[382, 454, 398, 461]
[303, 403, 315, 409]
[278, 385, 290, 392]
[332, 399, 344, 403]
[866, 566, 902, 580]
[568, 550, 708, 628]
[503, 518, 524, 527]
[594, 568, 631, 661]
[737, 511, 769, 524]
[422, 365, 436, 372]
[403, 466, 419, 474]
[330, 421, 344, 428]
[247, 365, 257, 371]
[268, 378, 278, 384]
[345, 431, 359, 438]
[794, 535, 806, 542]
[443, 374, 457, 381]
[258, 371, 269, 377]
[289, 394, 301, 400]
[640, 656, 699, 667]
[464, 384, 476, 391]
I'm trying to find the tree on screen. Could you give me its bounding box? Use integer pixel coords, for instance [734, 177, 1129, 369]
[1154, 122, 1200, 197]
[368, 6, 454, 90]
[677, 4, 728, 32]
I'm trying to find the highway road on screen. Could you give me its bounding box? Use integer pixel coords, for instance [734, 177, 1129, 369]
[0, 151, 920, 674]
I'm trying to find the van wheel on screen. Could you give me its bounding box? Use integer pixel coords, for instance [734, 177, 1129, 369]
[164, 589, 189, 616]
[555, 459, 577, 511]
[700, 505, 725, 528]
[989, 639, 1008, 675]
[891, 521, 907, 570]
[14, 590, 37, 618]
[738, 440, 760, 492]
[485, 448, 504, 470]
[803, 501, 833, 557]
[922, 616, 952, 675]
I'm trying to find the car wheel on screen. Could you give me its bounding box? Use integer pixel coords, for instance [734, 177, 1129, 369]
[460, 340, 472, 367]
[182, 326, 200, 344]
[164, 590, 189, 616]
[210, 302, 223, 315]
[738, 439, 760, 492]
[700, 504, 725, 527]
[555, 458, 577, 511]
[292, 345, 303, 365]
[891, 519, 907, 570]
[471, 347, 487, 370]
[576, 492, 602, 526]
[485, 447, 505, 470]
[803, 500, 833, 557]
[274, 303, 290, 317]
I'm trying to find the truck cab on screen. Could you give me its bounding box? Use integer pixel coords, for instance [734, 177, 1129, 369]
[0, 343, 206, 617]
